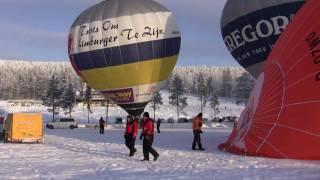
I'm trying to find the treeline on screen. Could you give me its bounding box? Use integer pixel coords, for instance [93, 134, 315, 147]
[0, 60, 254, 102]
[0, 60, 81, 100]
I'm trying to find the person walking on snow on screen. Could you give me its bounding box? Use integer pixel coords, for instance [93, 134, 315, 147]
[157, 119, 161, 133]
[140, 112, 159, 161]
[192, 113, 205, 151]
[124, 115, 139, 157]
[99, 117, 105, 134]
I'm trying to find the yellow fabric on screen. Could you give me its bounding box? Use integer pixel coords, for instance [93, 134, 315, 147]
[80, 55, 178, 90]
[6, 113, 43, 141]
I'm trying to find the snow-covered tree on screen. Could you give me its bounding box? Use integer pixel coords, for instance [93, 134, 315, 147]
[209, 88, 220, 119]
[196, 72, 207, 113]
[221, 68, 233, 97]
[150, 91, 163, 120]
[42, 75, 63, 120]
[206, 76, 214, 96]
[0, 60, 247, 101]
[61, 83, 76, 118]
[234, 72, 255, 104]
[84, 84, 92, 124]
[168, 75, 188, 120]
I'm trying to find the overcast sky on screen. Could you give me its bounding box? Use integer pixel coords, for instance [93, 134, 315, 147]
[0, 0, 238, 66]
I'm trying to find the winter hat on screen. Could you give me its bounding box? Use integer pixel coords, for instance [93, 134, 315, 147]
[143, 112, 150, 118]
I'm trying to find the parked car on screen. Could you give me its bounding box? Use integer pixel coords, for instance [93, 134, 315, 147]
[115, 117, 123, 124]
[178, 118, 188, 123]
[203, 118, 209, 122]
[46, 118, 78, 129]
[167, 118, 175, 124]
[157, 118, 165, 123]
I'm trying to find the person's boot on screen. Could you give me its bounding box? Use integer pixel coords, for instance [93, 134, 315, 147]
[192, 144, 197, 150]
[129, 148, 137, 157]
[141, 158, 149, 161]
[153, 154, 159, 161]
[129, 151, 134, 157]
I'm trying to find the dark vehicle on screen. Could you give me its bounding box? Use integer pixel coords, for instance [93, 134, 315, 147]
[203, 118, 209, 122]
[178, 118, 189, 123]
[157, 118, 165, 123]
[167, 118, 174, 123]
[115, 117, 123, 124]
[211, 117, 219, 122]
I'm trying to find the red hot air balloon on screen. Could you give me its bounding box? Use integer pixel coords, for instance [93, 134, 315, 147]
[219, 0, 320, 160]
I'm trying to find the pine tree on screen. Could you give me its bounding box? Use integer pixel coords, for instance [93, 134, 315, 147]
[206, 76, 214, 96]
[61, 83, 76, 118]
[234, 72, 255, 104]
[151, 91, 163, 120]
[209, 88, 220, 119]
[42, 75, 62, 120]
[84, 84, 92, 124]
[168, 75, 188, 120]
[196, 73, 207, 113]
[221, 68, 233, 97]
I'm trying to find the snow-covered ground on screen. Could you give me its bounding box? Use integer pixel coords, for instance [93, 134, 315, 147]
[0, 128, 319, 180]
[1, 94, 319, 179]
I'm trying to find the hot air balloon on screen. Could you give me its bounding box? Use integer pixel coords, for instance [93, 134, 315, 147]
[219, 0, 320, 160]
[68, 0, 181, 116]
[221, 0, 306, 78]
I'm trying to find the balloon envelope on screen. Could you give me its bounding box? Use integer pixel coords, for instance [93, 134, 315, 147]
[68, 0, 181, 116]
[221, 0, 305, 78]
[219, 0, 320, 160]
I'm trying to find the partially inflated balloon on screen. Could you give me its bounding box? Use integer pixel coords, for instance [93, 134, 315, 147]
[219, 0, 320, 160]
[68, 0, 181, 116]
[221, 0, 305, 78]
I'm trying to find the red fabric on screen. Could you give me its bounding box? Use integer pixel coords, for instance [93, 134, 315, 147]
[132, 120, 139, 138]
[125, 120, 139, 138]
[142, 118, 154, 136]
[192, 117, 202, 130]
[219, 0, 320, 160]
[125, 122, 134, 135]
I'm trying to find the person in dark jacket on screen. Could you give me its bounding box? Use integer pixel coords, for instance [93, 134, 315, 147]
[124, 115, 139, 156]
[156, 119, 161, 133]
[140, 112, 159, 161]
[192, 113, 205, 151]
[99, 117, 105, 134]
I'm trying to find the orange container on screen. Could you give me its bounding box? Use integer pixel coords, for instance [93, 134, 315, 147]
[4, 113, 43, 143]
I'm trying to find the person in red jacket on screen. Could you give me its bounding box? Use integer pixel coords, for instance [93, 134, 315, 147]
[124, 115, 139, 156]
[140, 112, 159, 161]
[192, 113, 205, 151]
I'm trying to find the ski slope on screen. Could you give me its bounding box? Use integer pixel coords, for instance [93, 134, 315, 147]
[0, 128, 319, 180]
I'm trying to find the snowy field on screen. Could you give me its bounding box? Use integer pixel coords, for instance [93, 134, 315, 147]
[0, 128, 319, 180]
[0, 94, 320, 179]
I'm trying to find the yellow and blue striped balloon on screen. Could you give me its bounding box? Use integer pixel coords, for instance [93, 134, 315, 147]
[68, 0, 181, 116]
